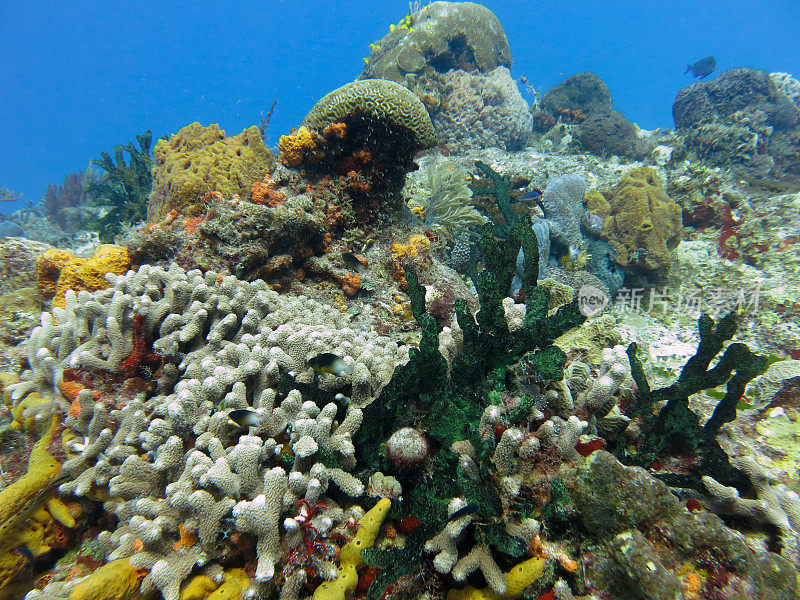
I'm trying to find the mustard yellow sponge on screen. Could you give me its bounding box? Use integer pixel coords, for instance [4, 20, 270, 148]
[0, 415, 64, 591]
[586, 168, 682, 272]
[389, 234, 431, 261]
[207, 568, 249, 600]
[446, 556, 546, 600]
[180, 574, 219, 600]
[38, 245, 131, 309]
[311, 564, 358, 600]
[278, 126, 318, 167]
[68, 558, 141, 600]
[148, 122, 274, 221]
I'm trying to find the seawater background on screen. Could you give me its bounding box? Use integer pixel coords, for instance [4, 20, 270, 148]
[1, 0, 799, 212]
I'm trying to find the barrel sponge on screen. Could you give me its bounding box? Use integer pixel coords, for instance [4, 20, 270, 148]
[148, 122, 274, 221]
[587, 168, 683, 272]
[361, 2, 511, 83]
[302, 80, 437, 152]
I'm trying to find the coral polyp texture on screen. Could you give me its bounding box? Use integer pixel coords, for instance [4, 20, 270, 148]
[5, 264, 409, 598]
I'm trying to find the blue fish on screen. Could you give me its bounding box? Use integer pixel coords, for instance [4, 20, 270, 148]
[684, 56, 716, 79]
[0, 220, 24, 238]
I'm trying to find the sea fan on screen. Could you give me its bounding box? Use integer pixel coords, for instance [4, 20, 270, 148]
[410, 159, 488, 240]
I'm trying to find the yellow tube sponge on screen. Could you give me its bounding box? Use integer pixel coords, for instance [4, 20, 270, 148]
[311, 564, 358, 600]
[313, 498, 392, 600]
[180, 574, 219, 600]
[68, 559, 141, 600]
[207, 568, 250, 600]
[446, 556, 546, 600]
[0, 415, 63, 591]
[339, 498, 391, 569]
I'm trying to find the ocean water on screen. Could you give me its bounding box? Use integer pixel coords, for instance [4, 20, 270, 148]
[1, 0, 799, 206]
[1, 2, 800, 600]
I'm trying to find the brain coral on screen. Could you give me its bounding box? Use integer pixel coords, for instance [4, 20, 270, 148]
[302, 79, 437, 152]
[359, 1, 511, 84]
[148, 123, 274, 222]
[587, 168, 683, 273]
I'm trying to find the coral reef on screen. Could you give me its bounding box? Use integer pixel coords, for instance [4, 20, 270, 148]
[586, 167, 682, 273]
[574, 109, 650, 159]
[36, 245, 130, 309]
[539, 71, 613, 119]
[674, 67, 798, 131]
[674, 68, 800, 178]
[43, 171, 97, 233]
[86, 131, 153, 243]
[360, 1, 511, 84]
[148, 123, 273, 222]
[7, 263, 407, 598]
[406, 157, 488, 240]
[771, 72, 800, 109]
[298, 79, 437, 210]
[413, 67, 533, 152]
[0, 237, 50, 295]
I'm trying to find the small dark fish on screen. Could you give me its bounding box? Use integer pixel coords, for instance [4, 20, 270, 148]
[684, 56, 716, 78]
[308, 353, 353, 377]
[0, 220, 24, 238]
[228, 408, 266, 428]
[448, 502, 480, 522]
[342, 252, 367, 271]
[521, 189, 542, 201]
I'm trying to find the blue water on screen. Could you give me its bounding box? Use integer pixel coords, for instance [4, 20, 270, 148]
[1, 0, 799, 210]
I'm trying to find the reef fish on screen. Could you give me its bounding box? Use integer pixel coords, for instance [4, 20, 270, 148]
[684, 56, 716, 78]
[342, 252, 368, 271]
[227, 408, 266, 428]
[308, 353, 353, 377]
[0, 220, 25, 238]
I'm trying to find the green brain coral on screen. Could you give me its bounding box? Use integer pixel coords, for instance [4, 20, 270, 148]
[360, 1, 511, 84]
[302, 79, 437, 152]
[147, 122, 274, 222]
[587, 168, 683, 272]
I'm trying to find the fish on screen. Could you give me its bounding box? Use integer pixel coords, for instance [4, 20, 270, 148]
[521, 188, 542, 201]
[684, 56, 716, 78]
[307, 353, 353, 377]
[342, 252, 368, 271]
[227, 408, 267, 428]
[0, 220, 25, 238]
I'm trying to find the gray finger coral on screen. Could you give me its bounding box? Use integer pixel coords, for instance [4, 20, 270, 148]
[7, 264, 409, 599]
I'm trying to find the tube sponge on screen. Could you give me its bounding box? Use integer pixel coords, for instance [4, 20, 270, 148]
[445, 556, 546, 600]
[68, 559, 141, 600]
[312, 498, 391, 600]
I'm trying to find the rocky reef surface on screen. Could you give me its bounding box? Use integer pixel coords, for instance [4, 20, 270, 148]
[2, 2, 800, 600]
